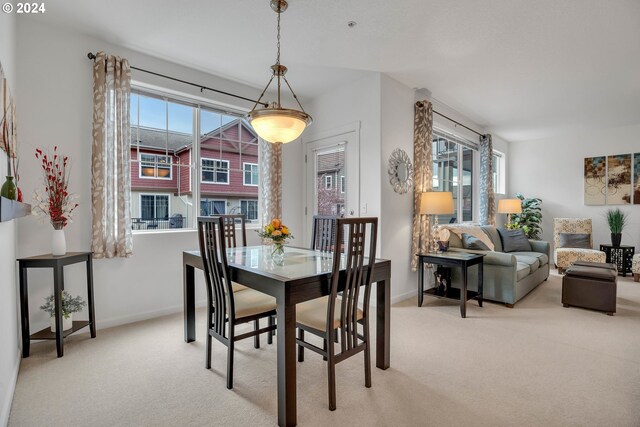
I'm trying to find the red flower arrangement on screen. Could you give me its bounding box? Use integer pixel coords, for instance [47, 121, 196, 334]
[33, 146, 78, 229]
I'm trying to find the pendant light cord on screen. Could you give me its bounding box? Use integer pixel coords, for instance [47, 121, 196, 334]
[276, 6, 282, 107]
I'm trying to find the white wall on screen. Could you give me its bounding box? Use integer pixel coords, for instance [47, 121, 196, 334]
[0, 9, 20, 426]
[509, 124, 640, 251]
[14, 18, 302, 333]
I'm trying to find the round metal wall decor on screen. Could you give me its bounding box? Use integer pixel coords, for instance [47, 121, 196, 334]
[387, 148, 413, 194]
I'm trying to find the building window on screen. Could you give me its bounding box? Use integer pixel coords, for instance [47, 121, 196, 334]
[139, 153, 172, 179]
[492, 152, 505, 194]
[200, 199, 226, 216]
[140, 194, 169, 220]
[325, 175, 332, 189]
[240, 200, 259, 221]
[340, 176, 345, 193]
[432, 131, 475, 223]
[243, 162, 259, 186]
[201, 158, 229, 184]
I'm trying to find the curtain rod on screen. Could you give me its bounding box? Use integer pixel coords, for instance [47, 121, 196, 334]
[433, 110, 484, 137]
[86, 52, 268, 107]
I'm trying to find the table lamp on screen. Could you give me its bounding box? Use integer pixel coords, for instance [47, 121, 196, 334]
[420, 191, 455, 252]
[498, 198, 522, 227]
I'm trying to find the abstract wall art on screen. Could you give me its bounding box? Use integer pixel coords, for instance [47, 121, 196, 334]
[584, 156, 606, 205]
[606, 154, 632, 205]
[634, 153, 640, 205]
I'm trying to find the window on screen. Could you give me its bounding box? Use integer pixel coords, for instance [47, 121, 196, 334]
[325, 175, 332, 189]
[340, 176, 345, 193]
[201, 158, 229, 184]
[492, 151, 505, 194]
[139, 153, 172, 179]
[200, 199, 226, 216]
[243, 163, 259, 186]
[140, 194, 169, 220]
[130, 88, 260, 232]
[432, 131, 475, 223]
[240, 200, 258, 221]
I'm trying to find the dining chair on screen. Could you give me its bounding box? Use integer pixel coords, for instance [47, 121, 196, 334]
[311, 215, 338, 252]
[296, 217, 378, 410]
[198, 216, 277, 390]
[220, 214, 274, 346]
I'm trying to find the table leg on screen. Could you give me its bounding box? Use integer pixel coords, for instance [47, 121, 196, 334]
[54, 266, 64, 357]
[19, 263, 30, 358]
[460, 264, 467, 318]
[184, 262, 196, 343]
[418, 258, 424, 307]
[376, 278, 391, 369]
[478, 261, 484, 308]
[276, 292, 296, 427]
[86, 256, 96, 338]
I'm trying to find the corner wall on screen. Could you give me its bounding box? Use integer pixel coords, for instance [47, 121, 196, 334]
[0, 9, 20, 426]
[509, 124, 640, 251]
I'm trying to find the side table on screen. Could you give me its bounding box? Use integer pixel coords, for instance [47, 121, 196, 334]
[416, 251, 484, 318]
[18, 252, 96, 357]
[599, 245, 635, 277]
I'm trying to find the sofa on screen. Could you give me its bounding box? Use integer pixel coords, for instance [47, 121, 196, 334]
[441, 225, 550, 307]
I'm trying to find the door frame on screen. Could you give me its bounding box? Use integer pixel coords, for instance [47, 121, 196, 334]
[301, 121, 361, 245]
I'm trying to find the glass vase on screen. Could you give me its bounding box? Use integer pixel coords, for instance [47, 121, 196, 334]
[1, 176, 17, 200]
[271, 242, 285, 265]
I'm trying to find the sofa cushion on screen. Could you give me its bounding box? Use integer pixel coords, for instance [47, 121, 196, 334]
[516, 262, 531, 281]
[558, 232, 592, 249]
[443, 224, 495, 251]
[498, 228, 533, 252]
[511, 251, 549, 266]
[513, 254, 540, 272]
[462, 233, 491, 251]
[481, 226, 503, 252]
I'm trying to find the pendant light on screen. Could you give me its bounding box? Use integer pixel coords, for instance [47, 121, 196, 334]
[248, 0, 312, 144]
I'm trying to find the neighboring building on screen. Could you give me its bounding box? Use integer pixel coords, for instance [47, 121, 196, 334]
[316, 148, 345, 216]
[130, 119, 259, 229]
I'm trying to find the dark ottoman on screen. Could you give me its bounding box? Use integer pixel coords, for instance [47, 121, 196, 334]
[562, 262, 617, 315]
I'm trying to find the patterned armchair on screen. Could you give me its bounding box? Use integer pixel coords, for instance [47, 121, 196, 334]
[633, 254, 640, 282]
[554, 218, 606, 273]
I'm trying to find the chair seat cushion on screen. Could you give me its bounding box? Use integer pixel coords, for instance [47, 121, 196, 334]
[232, 282, 248, 292]
[296, 296, 363, 331]
[511, 251, 549, 266]
[233, 289, 276, 318]
[555, 248, 606, 268]
[516, 262, 531, 281]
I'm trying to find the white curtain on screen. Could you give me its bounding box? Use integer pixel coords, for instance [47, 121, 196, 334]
[411, 101, 433, 271]
[91, 51, 133, 258]
[259, 139, 282, 224]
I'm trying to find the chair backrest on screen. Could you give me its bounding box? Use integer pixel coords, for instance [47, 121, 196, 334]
[328, 217, 378, 352]
[311, 215, 338, 252]
[219, 214, 247, 248]
[554, 218, 593, 249]
[198, 216, 234, 338]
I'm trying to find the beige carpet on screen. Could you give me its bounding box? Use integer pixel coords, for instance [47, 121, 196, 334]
[9, 270, 640, 426]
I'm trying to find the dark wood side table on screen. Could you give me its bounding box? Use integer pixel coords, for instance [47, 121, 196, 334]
[599, 244, 635, 277]
[18, 252, 96, 358]
[417, 251, 484, 318]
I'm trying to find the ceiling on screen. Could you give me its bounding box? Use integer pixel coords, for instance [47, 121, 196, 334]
[39, 0, 640, 142]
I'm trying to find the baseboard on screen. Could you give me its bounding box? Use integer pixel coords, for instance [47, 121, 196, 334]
[97, 299, 207, 330]
[1, 349, 21, 427]
[391, 289, 416, 305]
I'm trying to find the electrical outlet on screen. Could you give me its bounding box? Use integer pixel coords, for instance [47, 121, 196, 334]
[361, 203, 367, 214]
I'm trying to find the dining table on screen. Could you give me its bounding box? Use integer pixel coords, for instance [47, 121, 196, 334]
[182, 245, 391, 427]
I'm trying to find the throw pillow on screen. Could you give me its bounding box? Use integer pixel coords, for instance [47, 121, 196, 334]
[461, 233, 491, 251]
[558, 233, 591, 249]
[498, 228, 532, 252]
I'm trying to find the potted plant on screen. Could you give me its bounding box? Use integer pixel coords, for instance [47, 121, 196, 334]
[606, 208, 628, 247]
[507, 193, 543, 239]
[40, 291, 86, 332]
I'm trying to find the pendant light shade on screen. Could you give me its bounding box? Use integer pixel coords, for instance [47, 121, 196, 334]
[248, 0, 312, 144]
[250, 108, 311, 144]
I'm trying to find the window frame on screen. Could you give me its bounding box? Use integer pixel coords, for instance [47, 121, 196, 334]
[200, 157, 230, 185]
[240, 199, 259, 222]
[200, 198, 227, 216]
[340, 175, 345, 194]
[139, 193, 171, 220]
[243, 162, 259, 186]
[138, 153, 173, 180]
[492, 151, 506, 195]
[325, 175, 332, 190]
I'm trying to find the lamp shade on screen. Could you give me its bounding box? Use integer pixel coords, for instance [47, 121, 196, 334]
[249, 108, 312, 143]
[420, 192, 455, 215]
[497, 198, 522, 214]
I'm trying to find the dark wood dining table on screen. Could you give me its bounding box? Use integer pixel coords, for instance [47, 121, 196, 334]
[182, 245, 391, 427]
